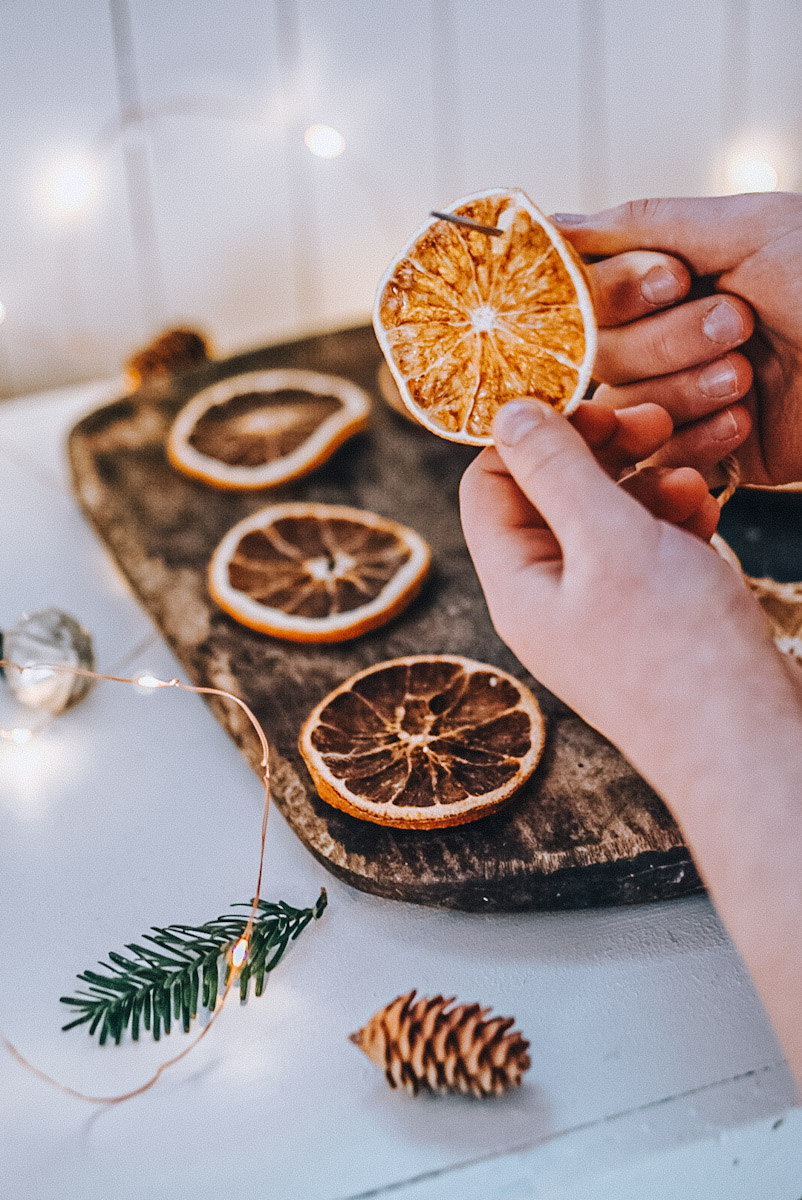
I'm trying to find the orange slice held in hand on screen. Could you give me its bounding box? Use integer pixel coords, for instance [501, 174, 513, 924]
[299, 655, 545, 829]
[168, 368, 371, 489]
[374, 189, 597, 444]
[209, 503, 430, 642]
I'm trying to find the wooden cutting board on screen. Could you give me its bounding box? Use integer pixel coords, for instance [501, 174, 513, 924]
[68, 325, 701, 911]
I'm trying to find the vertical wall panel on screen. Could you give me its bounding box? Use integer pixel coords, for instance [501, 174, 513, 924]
[452, 0, 584, 213]
[0, 0, 141, 396]
[604, 0, 729, 205]
[743, 0, 802, 190]
[293, 0, 442, 329]
[126, 0, 299, 355]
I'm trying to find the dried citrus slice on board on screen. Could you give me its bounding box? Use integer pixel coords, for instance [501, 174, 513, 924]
[168, 369, 370, 489]
[712, 534, 802, 662]
[299, 655, 545, 829]
[209, 503, 430, 642]
[374, 189, 596, 445]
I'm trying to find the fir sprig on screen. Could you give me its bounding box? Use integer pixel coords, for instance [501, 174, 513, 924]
[60, 890, 327, 1046]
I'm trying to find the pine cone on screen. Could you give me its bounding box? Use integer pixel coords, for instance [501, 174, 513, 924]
[126, 328, 212, 392]
[349, 990, 530, 1098]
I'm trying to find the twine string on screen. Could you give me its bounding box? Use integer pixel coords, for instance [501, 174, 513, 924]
[0, 659, 271, 1105]
[717, 453, 741, 508]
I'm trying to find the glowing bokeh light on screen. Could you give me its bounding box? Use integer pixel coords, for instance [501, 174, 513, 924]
[39, 155, 99, 220]
[304, 124, 346, 159]
[726, 151, 780, 193]
[231, 937, 249, 969]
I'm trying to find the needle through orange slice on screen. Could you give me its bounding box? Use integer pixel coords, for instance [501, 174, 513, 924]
[299, 655, 545, 828]
[374, 189, 596, 444]
[209, 503, 430, 642]
[168, 369, 371, 489]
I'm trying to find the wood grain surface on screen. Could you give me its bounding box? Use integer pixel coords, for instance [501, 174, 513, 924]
[68, 325, 702, 910]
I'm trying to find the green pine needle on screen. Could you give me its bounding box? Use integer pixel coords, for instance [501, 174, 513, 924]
[60, 890, 327, 1046]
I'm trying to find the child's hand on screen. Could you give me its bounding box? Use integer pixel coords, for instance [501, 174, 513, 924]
[556, 193, 802, 487]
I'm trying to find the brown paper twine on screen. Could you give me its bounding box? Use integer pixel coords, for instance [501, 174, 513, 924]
[0, 663, 274, 1105]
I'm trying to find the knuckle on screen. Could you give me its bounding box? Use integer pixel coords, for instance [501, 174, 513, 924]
[625, 197, 668, 224]
[650, 321, 678, 373]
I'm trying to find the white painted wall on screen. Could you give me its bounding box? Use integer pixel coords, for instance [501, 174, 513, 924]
[0, 0, 800, 398]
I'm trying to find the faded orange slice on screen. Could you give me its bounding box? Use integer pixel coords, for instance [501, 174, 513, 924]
[168, 368, 370, 489]
[209, 503, 430, 642]
[299, 655, 544, 829]
[713, 534, 802, 662]
[374, 189, 596, 445]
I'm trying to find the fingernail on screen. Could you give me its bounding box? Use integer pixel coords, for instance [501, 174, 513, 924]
[703, 302, 744, 345]
[494, 400, 546, 446]
[698, 359, 738, 398]
[641, 266, 682, 305]
[709, 408, 739, 442]
[551, 213, 586, 225]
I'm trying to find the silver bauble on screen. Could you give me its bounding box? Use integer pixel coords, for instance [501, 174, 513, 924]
[2, 608, 95, 714]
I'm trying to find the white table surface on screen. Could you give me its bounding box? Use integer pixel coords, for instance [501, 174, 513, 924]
[0, 379, 799, 1200]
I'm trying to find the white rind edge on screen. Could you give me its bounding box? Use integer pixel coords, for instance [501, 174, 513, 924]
[300, 654, 546, 822]
[209, 502, 430, 635]
[372, 188, 597, 446]
[168, 369, 371, 486]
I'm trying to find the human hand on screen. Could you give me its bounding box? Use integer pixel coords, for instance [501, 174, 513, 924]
[459, 397, 788, 772]
[545, 398, 720, 540]
[460, 397, 802, 1083]
[555, 193, 802, 487]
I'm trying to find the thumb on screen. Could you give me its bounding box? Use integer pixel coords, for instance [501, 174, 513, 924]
[552, 194, 788, 275]
[492, 399, 652, 555]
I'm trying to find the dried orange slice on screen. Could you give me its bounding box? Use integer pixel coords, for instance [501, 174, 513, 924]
[168, 368, 370, 489]
[209, 503, 430, 642]
[299, 655, 545, 828]
[712, 534, 802, 662]
[374, 189, 596, 444]
[377, 360, 416, 423]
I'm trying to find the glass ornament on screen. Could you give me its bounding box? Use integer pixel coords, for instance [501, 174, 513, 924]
[1, 608, 95, 714]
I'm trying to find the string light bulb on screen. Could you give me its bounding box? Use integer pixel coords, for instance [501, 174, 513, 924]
[303, 123, 345, 159]
[38, 154, 100, 221]
[231, 937, 249, 970]
[135, 673, 164, 690]
[726, 151, 779, 193]
[1, 727, 33, 745]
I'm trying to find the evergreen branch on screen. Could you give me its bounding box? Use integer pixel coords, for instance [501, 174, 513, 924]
[60, 890, 327, 1045]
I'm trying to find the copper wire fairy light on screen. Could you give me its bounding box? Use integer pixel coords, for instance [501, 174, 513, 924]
[0, 658, 272, 1105]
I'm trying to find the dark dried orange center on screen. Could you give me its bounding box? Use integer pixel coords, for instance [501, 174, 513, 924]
[228, 516, 411, 618]
[310, 660, 532, 808]
[189, 390, 342, 466]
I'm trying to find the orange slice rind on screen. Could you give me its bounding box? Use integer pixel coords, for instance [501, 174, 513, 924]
[168, 368, 371, 489]
[209, 502, 430, 642]
[299, 654, 545, 828]
[374, 188, 596, 445]
[712, 534, 802, 662]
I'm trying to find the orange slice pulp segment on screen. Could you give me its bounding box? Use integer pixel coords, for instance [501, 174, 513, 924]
[168, 368, 370, 489]
[209, 503, 430, 642]
[299, 655, 545, 828]
[374, 188, 596, 445]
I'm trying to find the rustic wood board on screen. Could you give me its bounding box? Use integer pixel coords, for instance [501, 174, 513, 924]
[68, 325, 702, 911]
